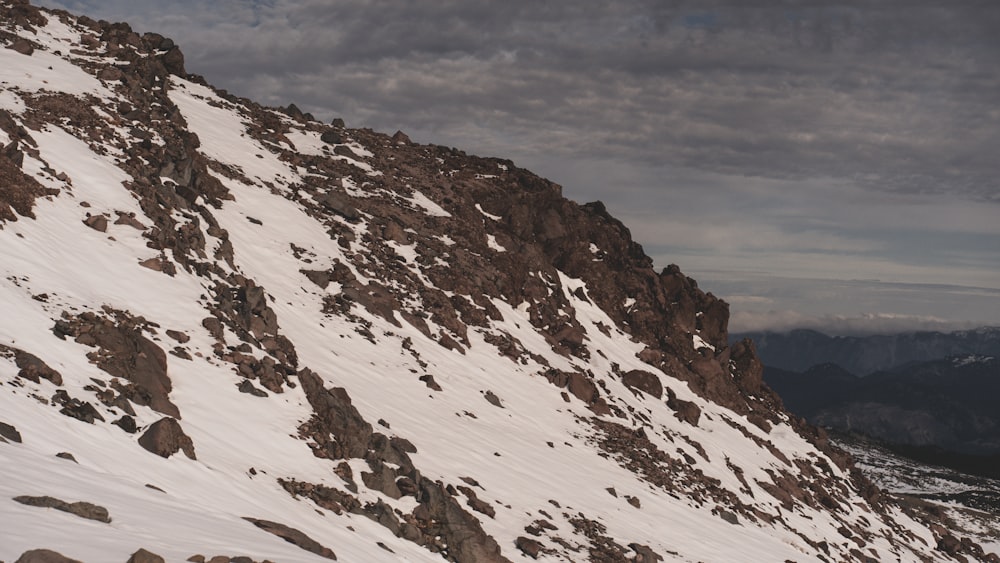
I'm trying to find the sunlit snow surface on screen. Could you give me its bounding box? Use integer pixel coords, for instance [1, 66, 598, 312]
[0, 9, 991, 562]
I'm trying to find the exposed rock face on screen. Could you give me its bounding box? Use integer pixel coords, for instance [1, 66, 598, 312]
[13, 495, 111, 523]
[0, 420, 22, 442]
[242, 518, 337, 560]
[15, 550, 84, 563]
[138, 417, 196, 459]
[53, 311, 178, 418]
[297, 368, 372, 460]
[126, 549, 165, 563]
[2, 344, 63, 388]
[621, 369, 662, 399]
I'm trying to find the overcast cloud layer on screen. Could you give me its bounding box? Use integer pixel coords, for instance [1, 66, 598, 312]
[37, 0, 1000, 333]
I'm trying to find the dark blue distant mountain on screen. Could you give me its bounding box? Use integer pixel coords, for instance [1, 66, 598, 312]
[765, 354, 1000, 459]
[736, 326, 1000, 376]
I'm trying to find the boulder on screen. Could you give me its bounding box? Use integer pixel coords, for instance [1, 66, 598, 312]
[127, 549, 165, 563]
[138, 417, 196, 459]
[567, 372, 598, 403]
[83, 214, 108, 232]
[515, 537, 542, 559]
[7, 38, 34, 56]
[243, 517, 337, 560]
[0, 421, 22, 443]
[15, 550, 83, 563]
[13, 495, 111, 523]
[320, 192, 360, 222]
[665, 388, 701, 426]
[621, 369, 663, 399]
[12, 348, 62, 385]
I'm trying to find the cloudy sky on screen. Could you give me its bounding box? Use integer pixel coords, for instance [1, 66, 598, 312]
[36, 0, 1000, 334]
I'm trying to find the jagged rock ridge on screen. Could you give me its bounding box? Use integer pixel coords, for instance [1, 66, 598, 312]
[0, 1, 996, 561]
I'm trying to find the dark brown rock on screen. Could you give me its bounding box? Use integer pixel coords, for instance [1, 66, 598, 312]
[54, 312, 179, 418]
[15, 550, 83, 563]
[298, 368, 372, 459]
[13, 495, 111, 523]
[515, 536, 543, 559]
[665, 388, 701, 426]
[138, 417, 196, 459]
[7, 37, 34, 56]
[166, 329, 190, 343]
[1, 421, 22, 442]
[161, 45, 186, 75]
[84, 214, 108, 232]
[621, 369, 662, 399]
[243, 517, 337, 560]
[127, 548, 166, 563]
[629, 543, 664, 562]
[320, 192, 359, 221]
[3, 346, 63, 385]
[238, 379, 268, 397]
[412, 478, 510, 563]
[483, 390, 503, 408]
[320, 130, 343, 144]
[114, 415, 138, 433]
[97, 67, 124, 82]
[567, 372, 598, 403]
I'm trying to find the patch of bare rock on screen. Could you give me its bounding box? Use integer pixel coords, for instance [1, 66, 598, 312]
[12, 495, 111, 523]
[138, 416, 196, 459]
[242, 518, 337, 560]
[14, 550, 83, 563]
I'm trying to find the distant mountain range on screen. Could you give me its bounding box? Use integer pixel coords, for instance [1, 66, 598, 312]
[766, 355, 1000, 459]
[736, 326, 1000, 376]
[752, 326, 1000, 478]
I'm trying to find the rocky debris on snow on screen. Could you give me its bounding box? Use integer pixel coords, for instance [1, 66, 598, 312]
[0, 131, 59, 223]
[242, 518, 337, 560]
[51, 389, 104, 424]
[13, 495, 111, 523]
[0, 344, 63, 385]
[138, 416, 196, 459]
[293, 367, 507, 561]
[237, 379, 268, 397]
[53, 310, 179, 418]
[14, 550, 83, 563]
[297, 368, 372, 460]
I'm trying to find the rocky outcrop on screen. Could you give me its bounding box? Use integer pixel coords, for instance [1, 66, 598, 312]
[14, 550, 83, 563]
[138, 417, 196, 459]
[13, 495, 111, 523]
[0, 421, 22, 443]
[125, 549, 165, 563]
[242, 518, 337, 560]
[0, 344, 63, 385]
[53, 310, 178, 418]
[0, 134, 59, 223]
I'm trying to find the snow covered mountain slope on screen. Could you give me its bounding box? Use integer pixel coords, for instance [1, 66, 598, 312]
[1, 2, 997, 561]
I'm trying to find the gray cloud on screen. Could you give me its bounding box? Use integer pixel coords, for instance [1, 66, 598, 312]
[35, 0, 1000, 331]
